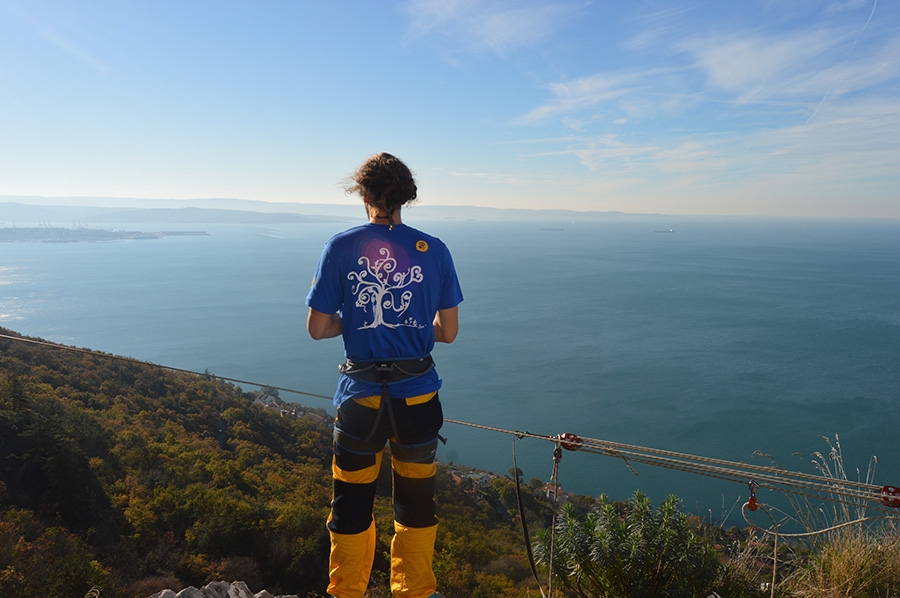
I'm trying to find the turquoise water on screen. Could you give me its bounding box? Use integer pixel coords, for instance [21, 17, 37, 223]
[2, 216, 899, 521]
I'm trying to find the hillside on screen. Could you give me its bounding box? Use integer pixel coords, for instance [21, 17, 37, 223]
[5, 328, 899, 597]
[0, 328, 553, 598]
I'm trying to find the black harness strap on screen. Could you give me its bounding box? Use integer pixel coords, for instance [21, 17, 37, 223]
[339, 356, 435, 383]
[338, 357, 436, 444]
[361, 379, 393, 444]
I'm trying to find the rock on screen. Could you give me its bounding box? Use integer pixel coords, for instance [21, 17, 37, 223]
[147, 581, 299, 598]
[203, 581, 253, 597]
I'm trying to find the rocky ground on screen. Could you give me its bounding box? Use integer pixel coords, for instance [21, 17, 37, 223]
[147, 581, 299, 598]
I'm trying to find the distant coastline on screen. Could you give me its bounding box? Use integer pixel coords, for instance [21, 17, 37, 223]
[0, 227, 208, 243]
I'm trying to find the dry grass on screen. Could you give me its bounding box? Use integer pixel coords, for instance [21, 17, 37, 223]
[785, 523, 900, 598]
[761, 435, 900, 597]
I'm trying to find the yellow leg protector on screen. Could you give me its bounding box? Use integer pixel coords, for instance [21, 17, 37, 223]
[334, 451, 382, 485]
[390, 521, 437, 598]
[391, 456, 436, 480]
[328, 518, 376, 598]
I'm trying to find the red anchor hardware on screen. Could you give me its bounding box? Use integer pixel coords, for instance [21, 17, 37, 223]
[747, 480, 759, 512]
[881, 485, 900, 508]
[559, 433, 581, 451]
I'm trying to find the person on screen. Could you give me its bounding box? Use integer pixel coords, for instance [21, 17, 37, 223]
[306, 152, 463, 598]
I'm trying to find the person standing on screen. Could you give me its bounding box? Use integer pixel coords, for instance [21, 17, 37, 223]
[306, 152, 463, 598]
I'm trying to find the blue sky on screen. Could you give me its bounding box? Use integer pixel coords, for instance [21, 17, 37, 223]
[1, 0, 898, 217]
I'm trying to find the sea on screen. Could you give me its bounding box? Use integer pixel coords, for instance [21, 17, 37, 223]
[2, 214, 899, 525]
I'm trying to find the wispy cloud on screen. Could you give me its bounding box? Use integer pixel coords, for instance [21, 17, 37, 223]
[40, 29, 111, 75]
[518, 70, 661, 123]
[514, 92, 900, 206]
[683, 30, 845, 102]
[403, 0, 585, 56]
[825, 0, 872, 17]
[530, 135, 660, 172]
[522, 12, 900, 123]
[622, 4, 697, 52]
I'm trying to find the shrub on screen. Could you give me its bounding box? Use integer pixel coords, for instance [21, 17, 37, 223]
[534, 490, 720, 598]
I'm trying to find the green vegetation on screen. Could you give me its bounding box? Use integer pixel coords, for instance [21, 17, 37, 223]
[1, 327, 898, 598]
[534, 491, 721, 597]
[0, 328, 548, 597]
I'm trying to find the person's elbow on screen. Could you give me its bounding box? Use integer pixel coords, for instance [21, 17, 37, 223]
[439, 328, 459, 344]
[434, 307, 459, 343]
[307, 326, 327, 341]
[306, 322, 324, 340]
[307, 308, 340, 340]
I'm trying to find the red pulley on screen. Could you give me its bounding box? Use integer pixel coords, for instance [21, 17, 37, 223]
[559, 433, 580, 451]
[881, 485, 900, 508]
[747, 496, 758, 512]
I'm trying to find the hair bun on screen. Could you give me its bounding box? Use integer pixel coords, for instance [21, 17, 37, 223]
[347, 153, 418, 211]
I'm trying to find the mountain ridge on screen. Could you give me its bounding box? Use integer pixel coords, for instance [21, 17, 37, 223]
[1, 195, 651, 226]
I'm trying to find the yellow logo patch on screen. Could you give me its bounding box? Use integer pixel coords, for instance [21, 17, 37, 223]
[416, 240, 429, 252]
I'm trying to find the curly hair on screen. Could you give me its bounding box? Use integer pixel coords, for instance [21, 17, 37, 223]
[346, 152, 418, 215]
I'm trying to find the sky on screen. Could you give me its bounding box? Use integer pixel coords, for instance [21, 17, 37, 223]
[1, 0, 898, 218]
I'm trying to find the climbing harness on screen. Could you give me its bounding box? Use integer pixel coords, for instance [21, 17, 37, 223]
[338, 356, 435, 444]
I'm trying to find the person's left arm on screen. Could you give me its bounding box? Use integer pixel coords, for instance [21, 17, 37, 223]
[433, 306, 458, 344]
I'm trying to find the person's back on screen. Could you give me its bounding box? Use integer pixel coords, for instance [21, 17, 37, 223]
[306, 152, 462, 598]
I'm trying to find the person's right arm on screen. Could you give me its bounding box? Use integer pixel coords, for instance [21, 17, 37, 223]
[307, 308, 342, 340]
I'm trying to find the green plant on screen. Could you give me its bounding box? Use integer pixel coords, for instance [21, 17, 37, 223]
[534, 490, 720, 597]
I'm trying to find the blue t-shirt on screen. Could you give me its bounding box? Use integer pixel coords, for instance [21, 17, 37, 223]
[306, 222, 463, 406]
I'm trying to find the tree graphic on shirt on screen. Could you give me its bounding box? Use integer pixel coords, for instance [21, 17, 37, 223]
[349, 247, 424, 329]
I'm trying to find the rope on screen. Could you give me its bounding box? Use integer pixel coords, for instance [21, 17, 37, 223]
[0, 332, 333, 401]
[442, 418, 899, 515]
[547, 441, 563, 598]
[513, 438, 547, 598]
[2, 331, 898, 515]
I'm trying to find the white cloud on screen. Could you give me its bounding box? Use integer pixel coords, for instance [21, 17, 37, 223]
[40, 28, 111, 75]
[684, 30, 844, 101]
[519, 71, 655, 123]
[761, 97, 900, 169]
[403, 0, 585, 56]
[825, 0, 872, 17]
[622, 4, 697, 52]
